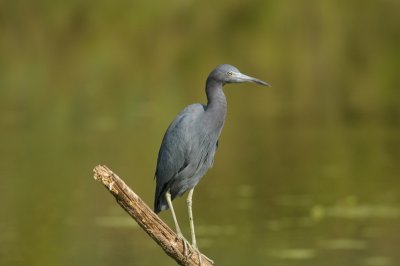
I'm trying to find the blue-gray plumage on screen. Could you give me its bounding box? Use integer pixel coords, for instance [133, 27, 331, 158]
[154, 64, 269, 257]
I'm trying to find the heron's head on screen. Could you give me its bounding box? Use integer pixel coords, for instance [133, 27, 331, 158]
[207, 64, 270, 87]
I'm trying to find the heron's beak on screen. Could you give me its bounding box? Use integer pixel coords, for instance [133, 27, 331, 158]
[235, 72, 271, 87]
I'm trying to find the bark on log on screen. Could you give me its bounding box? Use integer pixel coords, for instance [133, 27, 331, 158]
[93, 165, 213, 266]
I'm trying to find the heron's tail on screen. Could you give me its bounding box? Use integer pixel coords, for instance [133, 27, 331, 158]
[154, 198, 169, 213]
[154, 185, 170, 213]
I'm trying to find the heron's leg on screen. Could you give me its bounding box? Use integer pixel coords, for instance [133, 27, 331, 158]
[165, 191, 183, 235]
[187, 188, 202, 265]
[186, 188, 197, 248]
[165, 191, 189, 256]
[187, 188, 214, 265]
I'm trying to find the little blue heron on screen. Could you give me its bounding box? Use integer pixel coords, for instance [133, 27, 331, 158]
[154, 64, 269, 260]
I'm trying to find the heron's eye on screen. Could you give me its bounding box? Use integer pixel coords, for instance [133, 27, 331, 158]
[227, 71, 233, 76]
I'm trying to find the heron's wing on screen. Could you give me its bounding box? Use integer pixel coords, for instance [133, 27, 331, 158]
[156, 103, 205, 174]
[154, 104, 205, 211]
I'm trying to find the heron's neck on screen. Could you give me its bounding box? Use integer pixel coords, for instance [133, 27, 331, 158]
[205, 78, 227, 124]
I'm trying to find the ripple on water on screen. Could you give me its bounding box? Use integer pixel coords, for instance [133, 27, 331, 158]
[363, 256, 392, 266]
[319, 238, 367, 250]
[267, 248, 316, 260]
[310, 204, 400, 221]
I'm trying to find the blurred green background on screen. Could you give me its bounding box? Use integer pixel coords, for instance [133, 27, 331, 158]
[1, 0, 399, 265]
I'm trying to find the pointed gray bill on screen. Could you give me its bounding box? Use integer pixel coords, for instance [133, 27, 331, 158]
[235, 72, 271, 87]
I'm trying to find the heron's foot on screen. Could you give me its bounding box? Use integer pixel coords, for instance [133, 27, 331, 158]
[193, 246, 214, 266]
[176, 233, 190, 257]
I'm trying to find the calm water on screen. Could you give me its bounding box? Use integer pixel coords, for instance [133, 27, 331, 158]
[1, 1, 399, 266]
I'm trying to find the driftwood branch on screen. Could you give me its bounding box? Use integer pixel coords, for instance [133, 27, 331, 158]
[93, 165, 213, 266]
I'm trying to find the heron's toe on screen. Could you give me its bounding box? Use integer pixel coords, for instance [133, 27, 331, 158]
[176, 233, 190, 257]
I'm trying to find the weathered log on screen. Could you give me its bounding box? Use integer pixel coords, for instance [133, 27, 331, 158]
[93, 165, 213, 266]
